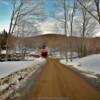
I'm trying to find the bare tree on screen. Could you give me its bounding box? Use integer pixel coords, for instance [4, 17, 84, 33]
[69, 0, 77, 61]
[5, 0, 46, 60]
[51, 0, 71, 61]
[75, 1, 98, 57]
[77, 0, 100, 24]
[64, 0, 68, 61]
[0, 30, 8, 55]
[16, 20, 41, 60]
[51, 0, 78, 61]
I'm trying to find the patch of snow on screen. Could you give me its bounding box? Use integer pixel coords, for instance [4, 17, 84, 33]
[82, 73, 97, 79]
[1, 50, 6, 54]
[50, 52, 78, 59]
[24, 56, 35, 60]
[0, 84, 9, 92]
[28, 51, 36, 55]
[60, 59, 80, 66]
[67, 52, 78, 58]
[15, 51, 22, 54]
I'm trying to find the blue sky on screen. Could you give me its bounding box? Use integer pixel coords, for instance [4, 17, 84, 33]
[45, 0, 54, 15]
[0, 0, 73, 32]
[0, 0, 11, 31]
[0, 0, 55, 32]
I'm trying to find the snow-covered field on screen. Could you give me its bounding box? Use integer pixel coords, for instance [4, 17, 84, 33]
[60, 54, 100, 78]
[0, 57, 45, 79]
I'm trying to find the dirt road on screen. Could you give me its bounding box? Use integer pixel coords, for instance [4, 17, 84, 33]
[22, 58, 100, 100]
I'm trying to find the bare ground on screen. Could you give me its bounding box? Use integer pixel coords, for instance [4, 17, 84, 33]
[21, 58, 100, 100]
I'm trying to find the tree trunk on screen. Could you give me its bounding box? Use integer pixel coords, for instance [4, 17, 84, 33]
[5, 37, 9, 61]
[70, 21, 73, 61]
[64, 0, 68, 61]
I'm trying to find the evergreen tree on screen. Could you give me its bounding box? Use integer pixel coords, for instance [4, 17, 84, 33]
[0, 29, 8, 50]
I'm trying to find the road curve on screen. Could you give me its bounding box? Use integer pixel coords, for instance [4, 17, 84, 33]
[21, 58, 100, 100]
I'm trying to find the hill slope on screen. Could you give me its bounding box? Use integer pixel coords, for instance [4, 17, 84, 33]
[25, 34, 100, 54]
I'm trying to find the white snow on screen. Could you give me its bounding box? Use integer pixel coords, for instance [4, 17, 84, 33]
[50, 52, 78, 59]
[25, 56, 35, 60]
[60, 54, 100, 78]
[1, 50, 6, 54]
[0, 57, 46, 99]
[0, 84, 9, 92]
[0, 57, 45, 79]
[60, 59, 80, 66]
[74, 54, 100, 74]
[82, 73, 97, 79]
[67, 52, 78, 58]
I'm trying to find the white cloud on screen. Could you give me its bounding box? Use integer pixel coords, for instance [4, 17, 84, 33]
[0, 24, 9, 32]
[93, 29, 100, 37]
[39, 21, 56, 34]
[38, 19, 65, 35]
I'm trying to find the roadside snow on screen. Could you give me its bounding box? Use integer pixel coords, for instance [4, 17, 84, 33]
[60, 54, 100, 78]
[74, 54, 100, 74]
[0, 57, 45, 79]
[0, 57, 46, 99]
[82, 73, 97, 79]
[60, 59, 80, 66]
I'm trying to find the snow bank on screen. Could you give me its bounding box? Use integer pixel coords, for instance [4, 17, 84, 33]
[0, 57, 46, 99]
[74, 54, 100, 74]
[60, 54, 100, 78]
[0, 57, 45, 79]
[82, 73, 97, 79]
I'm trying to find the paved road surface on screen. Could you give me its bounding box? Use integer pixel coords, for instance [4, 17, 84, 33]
[21, 58, 100, 100]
